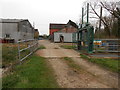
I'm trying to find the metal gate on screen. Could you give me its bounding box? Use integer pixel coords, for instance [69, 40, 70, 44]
[94, 39, 120, 53]
[77, 24, 94, 53]
[17, 39, 38, 61]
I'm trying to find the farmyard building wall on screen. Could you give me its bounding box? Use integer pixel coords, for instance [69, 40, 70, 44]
[0, 19, 34, 42]
[54, 32, 73, 42]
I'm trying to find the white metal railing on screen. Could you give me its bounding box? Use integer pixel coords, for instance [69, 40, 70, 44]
[17, 39, 38, 61]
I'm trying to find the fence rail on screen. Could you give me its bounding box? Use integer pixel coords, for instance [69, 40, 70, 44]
[72, 38, 119, 53]
[18, 39, 38, 61]
[94, 39, 120, 53]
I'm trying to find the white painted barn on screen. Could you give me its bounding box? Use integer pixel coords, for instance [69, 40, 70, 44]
[54, 32, 73, 42]
[53, 20, 78, 43]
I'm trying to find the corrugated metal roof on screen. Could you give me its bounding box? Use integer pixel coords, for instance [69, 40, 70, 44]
[0, 19, 28, 23]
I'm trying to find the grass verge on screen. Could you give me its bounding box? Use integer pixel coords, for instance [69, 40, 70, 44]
[63, 57, 82, 72]
[63, 57, 101, 77]
[2, 44, 18, 68]
[80, 54, 119, 73]
[2, 54, 59, 88]
[2, 43, 34, 68]
[60, 45, 75, 49]
[38, 45, 46, 49]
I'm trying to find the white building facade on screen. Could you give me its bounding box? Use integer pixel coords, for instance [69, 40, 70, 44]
[54, 32, 73, 42]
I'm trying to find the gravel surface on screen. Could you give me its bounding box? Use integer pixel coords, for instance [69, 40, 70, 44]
[36, 40, 118, 88]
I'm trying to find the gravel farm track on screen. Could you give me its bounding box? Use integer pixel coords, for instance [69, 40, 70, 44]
[36, 40, 118, 88]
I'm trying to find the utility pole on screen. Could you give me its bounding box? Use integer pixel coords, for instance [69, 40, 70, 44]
[98, 6, 102, 39]
[82, 7, 84, 25]
[87, 3, 89, 24]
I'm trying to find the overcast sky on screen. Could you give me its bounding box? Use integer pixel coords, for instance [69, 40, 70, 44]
[0, 0, 87, 35]
[0, 0, 118, 35]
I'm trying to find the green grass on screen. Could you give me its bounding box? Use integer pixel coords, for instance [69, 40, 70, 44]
[38, 45, 46, 49]
[2, 55, 59, 88]
[2, 44, 34, 68]
[80, 54, 119, 73]
[60, 45, 75, 49]
[63, 57, 82, 71]
[2, 44, 18, 67]
[63, 57, 73, 62]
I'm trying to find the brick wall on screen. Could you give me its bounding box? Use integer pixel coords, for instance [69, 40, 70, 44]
[60, 26, 77, 33]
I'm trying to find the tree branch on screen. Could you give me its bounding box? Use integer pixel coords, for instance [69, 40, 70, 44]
[89, 3, 109, 28]
[100, 2, 120, 19]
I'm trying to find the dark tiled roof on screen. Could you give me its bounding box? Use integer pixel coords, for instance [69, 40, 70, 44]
[67, 20, 78, 28]
[50, 23, 66, 29]
[0, 19, 28, 23]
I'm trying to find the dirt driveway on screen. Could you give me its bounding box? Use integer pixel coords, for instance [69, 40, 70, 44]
[36, 40, 118, 88]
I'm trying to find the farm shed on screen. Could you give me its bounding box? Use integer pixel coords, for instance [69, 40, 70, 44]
[0, 19, 34, 43]
[60, 20, 78, 33]
[53, 20, 78, 43]
[49, 23, 66, 41]
[54, 32, 73, 42]
[49, 23, 66, 35]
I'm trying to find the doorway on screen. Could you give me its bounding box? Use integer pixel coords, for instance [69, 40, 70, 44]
[60, 35, 64, 43]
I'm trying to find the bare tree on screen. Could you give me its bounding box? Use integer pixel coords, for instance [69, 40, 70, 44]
[82, 0, 119, 37]
[89, 2, 111, 37]
[100, 1, 120, 38]
[100, 1, 120, 19]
